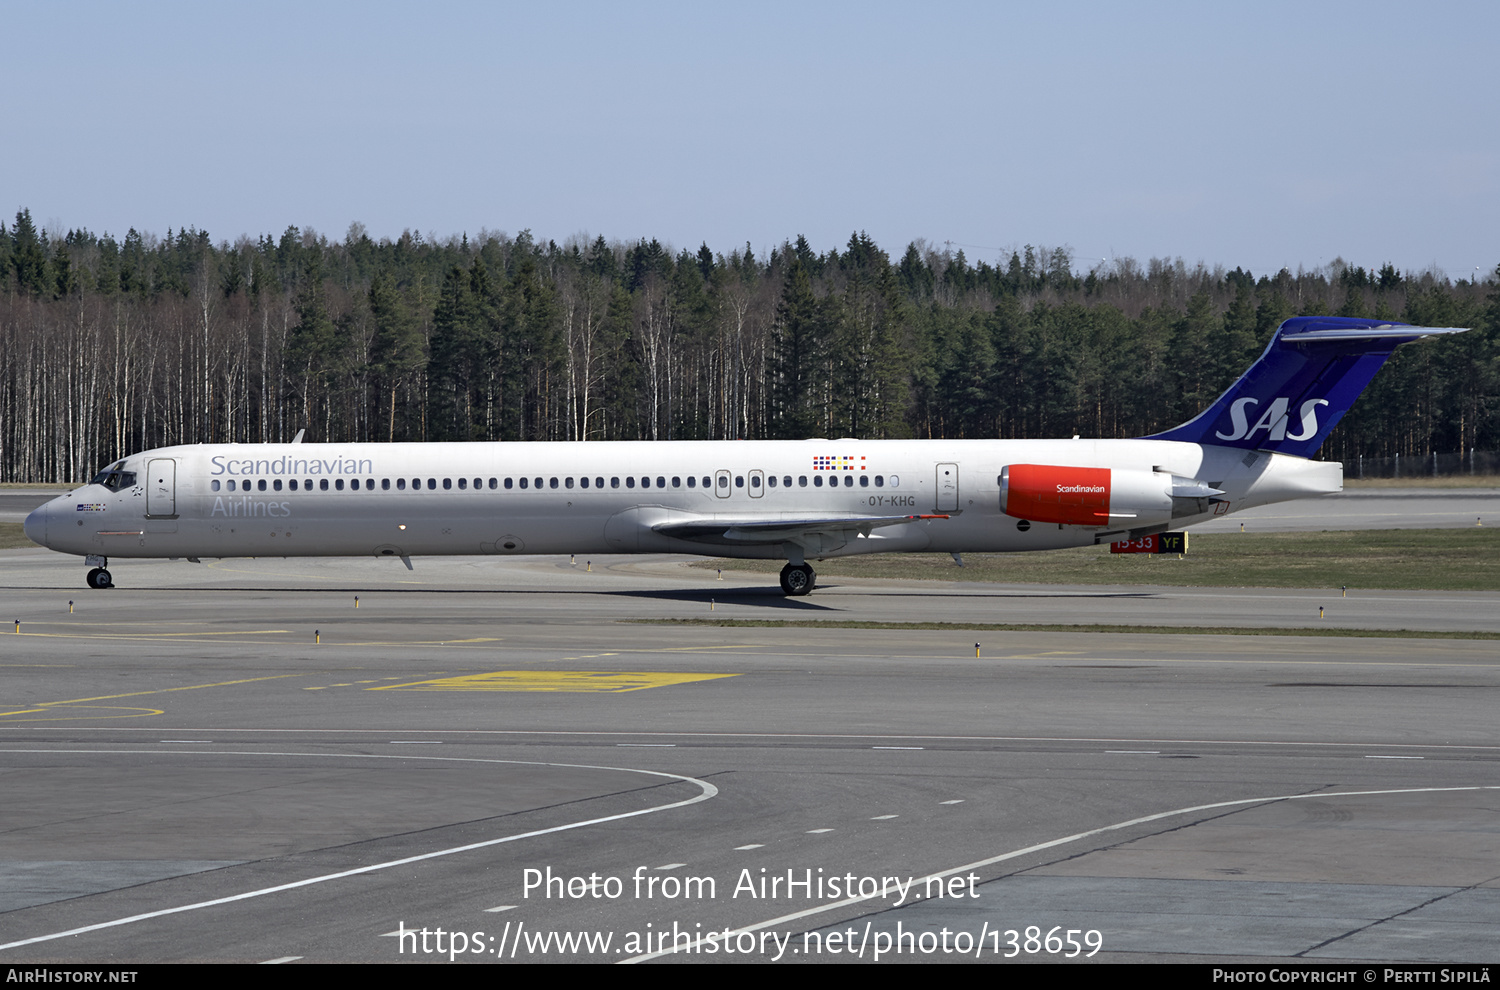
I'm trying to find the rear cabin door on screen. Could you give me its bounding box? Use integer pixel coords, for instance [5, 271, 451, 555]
[935, 462, 959, 512]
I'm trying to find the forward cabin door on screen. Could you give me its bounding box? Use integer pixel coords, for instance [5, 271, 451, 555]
[146, 458, 177, 517]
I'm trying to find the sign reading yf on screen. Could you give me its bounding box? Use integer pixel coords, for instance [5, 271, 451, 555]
[1215, 397, 1329, 443]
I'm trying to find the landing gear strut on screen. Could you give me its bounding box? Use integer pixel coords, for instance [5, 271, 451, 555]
[779, 562, 815, 596]
[86, 567, 113, 590]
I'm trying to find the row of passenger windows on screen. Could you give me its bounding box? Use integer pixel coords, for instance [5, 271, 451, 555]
[210, 474, 898, 492]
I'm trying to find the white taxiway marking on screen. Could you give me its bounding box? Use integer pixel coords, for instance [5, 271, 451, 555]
[939, 800, 964, 805]
[483, 905, 517, 913]
[873, 746, 923, 750]
[622, 783, 1500, 963]
[806, 829, 834, 834]
[871, 815, 898, 820]
[734, 844, 764, 850]
[0, 750, 717, 954]
[1107, 750, 1161, 754]
[1365, 754, 1424, 759]
[655, 863, 686, 870]
[390, 740, 442, 744]
[260, 957, 302, 964]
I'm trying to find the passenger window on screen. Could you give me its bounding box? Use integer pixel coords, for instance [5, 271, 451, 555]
[382, 479, 390, 490]
[212, 480, 221, 491]
[687, 476, 696, 488]
[640, 477, 650, 488]
[751, 475, 761, 488]
[290, 479, 299, 491]
[505, 478, 513, 489]
[489, 478, 497, 489]
[875, 476, 884, 488]
[320, 479, 329, 491]
[799, 476, 808, 487]
[701, 477, 711, 488]
[844, 476, 853, 487]
[336, 479, 345, 491]
[672, 477, 681, 488]
[428, 479, 437, 490]
[626, 477, 635, 489]
[565, 477, 574, 489]
[549, 477, 559, 489]
[226, 479, 237, 492]
[656, 476, 665, 488]
[814, 476, 823, 488]
[579, 477, 589, 489]
[717, 476, 728, 489]
[458, 478, 467, 490]
[274, 479, 283, 491]
[396, 478, 405, 490]
[859, 476, 868, 487]
[595, 477, 604, 488]
[767, 476, 777, 488]
[474, 478, 481, 489]
[519, 477, 528, 489]
[534, 478, 542, 489]
[783, 476, 792, 487]
[890, 475, 900, 487]
[612, 477, 620, 488]
[735, 476, 744, 488]
[444, 478, 452, 490]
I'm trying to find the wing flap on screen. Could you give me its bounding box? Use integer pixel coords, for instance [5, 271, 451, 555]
[653, 513, 949, 546]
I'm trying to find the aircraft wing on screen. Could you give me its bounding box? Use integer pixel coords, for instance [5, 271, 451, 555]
[652, 513, 949, 547]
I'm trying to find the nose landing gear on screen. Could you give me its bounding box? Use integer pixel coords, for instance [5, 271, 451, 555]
[779, 562, 816, 596]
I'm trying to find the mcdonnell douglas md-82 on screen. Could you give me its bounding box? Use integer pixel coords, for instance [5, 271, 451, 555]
[24, 317, 1467, 595]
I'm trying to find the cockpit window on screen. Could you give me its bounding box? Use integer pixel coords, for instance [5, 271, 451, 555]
[89, 465, 137, 492]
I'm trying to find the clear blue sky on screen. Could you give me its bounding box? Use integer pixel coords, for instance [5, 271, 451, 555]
[6, 1, 1496, 280]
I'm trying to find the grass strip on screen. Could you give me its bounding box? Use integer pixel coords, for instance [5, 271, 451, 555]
[0, 523, 33, 549]
[697, 528, 1500, 591]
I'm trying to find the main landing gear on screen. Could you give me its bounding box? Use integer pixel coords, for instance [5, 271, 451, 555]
[779, 562, 816, 596]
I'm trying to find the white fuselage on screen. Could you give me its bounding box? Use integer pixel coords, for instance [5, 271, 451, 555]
[26, 438, 1341, 564]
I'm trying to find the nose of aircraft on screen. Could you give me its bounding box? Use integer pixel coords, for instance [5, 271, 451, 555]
[24, 500, 50, 547]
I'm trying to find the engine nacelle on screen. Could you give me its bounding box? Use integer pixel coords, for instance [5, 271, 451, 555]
[1000, 464, 1174, 527]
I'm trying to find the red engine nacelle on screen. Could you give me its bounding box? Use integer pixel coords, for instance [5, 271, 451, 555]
[1000, 464, 1173, 527]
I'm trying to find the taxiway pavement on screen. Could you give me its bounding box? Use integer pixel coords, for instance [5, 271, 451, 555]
[1, 551, 1497, 965]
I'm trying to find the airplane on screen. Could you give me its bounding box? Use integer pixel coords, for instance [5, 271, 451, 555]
[24, 316, 1466, 596]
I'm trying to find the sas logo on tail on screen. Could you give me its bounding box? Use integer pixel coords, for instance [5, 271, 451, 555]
[1215, 397, 1329, 443]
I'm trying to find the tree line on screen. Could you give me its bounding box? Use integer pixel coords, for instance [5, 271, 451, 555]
[1, 208, 1496, 483]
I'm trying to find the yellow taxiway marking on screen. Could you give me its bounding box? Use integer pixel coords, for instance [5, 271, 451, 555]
[0, 705, 165, 722]
[1, 674, 304, 722]
[333, 638, 503, 647]
[8, 630, 292, 644]
[371, 671, 740, 693]
[37, 674, 307, 707]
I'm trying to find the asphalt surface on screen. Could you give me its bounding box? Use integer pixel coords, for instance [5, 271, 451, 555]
[2, 549, 1498, 965]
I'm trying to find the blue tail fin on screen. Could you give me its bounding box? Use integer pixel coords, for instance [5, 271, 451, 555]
[1145, 316, 1467, 458]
